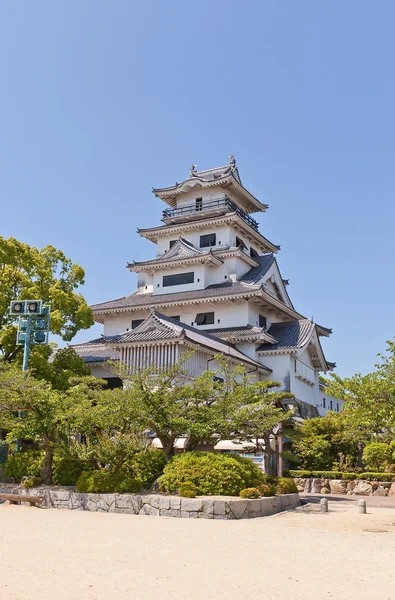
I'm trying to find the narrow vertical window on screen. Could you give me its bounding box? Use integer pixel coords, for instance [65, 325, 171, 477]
[196, 198, 203, 211]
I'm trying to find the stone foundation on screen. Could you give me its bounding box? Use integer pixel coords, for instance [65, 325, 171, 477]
[294, 478, 395, 497]
[0, 486, 300, 519]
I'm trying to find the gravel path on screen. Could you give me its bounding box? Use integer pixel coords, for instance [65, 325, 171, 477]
[1, 500, 394, 600]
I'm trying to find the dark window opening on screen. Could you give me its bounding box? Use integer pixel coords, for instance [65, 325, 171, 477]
[236, 236, 247, 250]
[336, 403, 340, 412]
[213, 376, 224, 383]
[259, 314, 267, 329]
[250, 247, 259, 258]
[200, 233, 216, 248]
[163, 272, 194, 287]
[195, 312, 214, 325]
[169, 240, 177, 249]
[132, 319, 144, 329]
[329, 400, 333, 410]
[169, 315, 180, 322]
[196, 198, 203, 211]
[322, 398, 326, 409]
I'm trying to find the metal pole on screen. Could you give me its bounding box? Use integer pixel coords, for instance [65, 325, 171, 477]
[22, 316, 31, 372]
[16, 317, 31, 452]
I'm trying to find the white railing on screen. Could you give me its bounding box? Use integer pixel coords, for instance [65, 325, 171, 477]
[295, 358, 316, 385]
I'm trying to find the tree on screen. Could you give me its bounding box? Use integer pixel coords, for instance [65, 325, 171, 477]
[292, 412, 355, 470]
[111, 354, 294, 466]
[0, 363, 96, 483]
[29, 346, 90, 390]
[0, 237, 94, 361]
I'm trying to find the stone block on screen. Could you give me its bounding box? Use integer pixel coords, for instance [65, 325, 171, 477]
[180, 498, 203, 512]
[213, 500, 226, 516]
[96, 494, 115, 512]
[353, 480, 373, 496]
[227, 499, 248, 519]
[388, 483, 395, 497]
[373, 486, 387, 497]
[247, 499, 262, 518]
[159, 496, 170, 510]
[115, 494, 142, 514]
[142, 495, 160, 509]
[329, 480, 347, 495]
[202, 499, 214, 516]
[304, 478, 312, 493]
[159, 508, 180, 518]
[311, 478, 322, 493]
[139, 503, 159, 516]
[197, 511, 214, 519]
[169, 497, 181, 510]
[294, 478, 306, 492]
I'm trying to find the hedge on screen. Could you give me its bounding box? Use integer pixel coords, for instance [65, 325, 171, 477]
[289, 469, 395, 482]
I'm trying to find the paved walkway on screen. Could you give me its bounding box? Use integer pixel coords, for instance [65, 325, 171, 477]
[301, 493, 395, 508]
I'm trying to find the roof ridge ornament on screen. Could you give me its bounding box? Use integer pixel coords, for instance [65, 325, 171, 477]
[190, 163, 197, 176]
[229, 154, 236, 166]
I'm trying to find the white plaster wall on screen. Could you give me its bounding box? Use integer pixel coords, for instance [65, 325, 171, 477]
[156, 225, 231, 256]
[255, 353, 293, 390]
[318, 390, 344, 416]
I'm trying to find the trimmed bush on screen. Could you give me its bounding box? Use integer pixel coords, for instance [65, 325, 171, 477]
[258, 483, 277, 497]
[240, 487, 260, 499]
[288, 469, 395, 482]
[158, 452, 265, 497]
[76, 469, 141, 493]
[23, 476, 41, 489]
[4, 450, 44, 482]
[276, 478, 298, 494]
[179, 482, 196, 498]
[357, 472, 395, 482]
[53, 455, 92, 486]
[362, 443, 393, 472]
[128, 449, 166, 489]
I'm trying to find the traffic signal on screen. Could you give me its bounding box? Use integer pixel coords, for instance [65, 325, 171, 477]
[26, 300, 42, 314]
[10, 301, 26, 315]
[33, 331, 46, 344]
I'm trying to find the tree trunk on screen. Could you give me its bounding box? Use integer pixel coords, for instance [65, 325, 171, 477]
[357, 442, 364, 469]
[41, 443, 54, 485]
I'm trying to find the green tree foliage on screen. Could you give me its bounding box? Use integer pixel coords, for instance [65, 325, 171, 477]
[293, 412, 355, 470]
[0, 364, 96, 484]
[0, 237, 93, 361]
[112, 354, 293, 462]
[362, 442, 394, 472]
[29, 346, 90, 390]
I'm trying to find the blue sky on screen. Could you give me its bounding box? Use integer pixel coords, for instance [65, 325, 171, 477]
[1, 1, 394, 377]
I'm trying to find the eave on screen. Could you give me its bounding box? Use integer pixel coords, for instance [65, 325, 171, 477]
[137, 213, 280, 254]
[127, 252, 223, 272]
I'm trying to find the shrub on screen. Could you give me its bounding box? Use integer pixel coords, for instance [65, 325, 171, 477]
[357, 472, 395, 482]
[289, 470, 313, 479]
[76, 470, 141, 493]
[240, 487, 260, 499]
[179, 482, 196, 498]
[127, 449, 166, 489]
[362, 443, 393, 472]
[53, 455, 92, 486]
[4, 451, 44, 482]
[23, 476, 41, 489]
[258, 483, 277, 497]
[0, 442, 8, 465]
[276, 478, 298, 494]
[158, 452, 265, 497]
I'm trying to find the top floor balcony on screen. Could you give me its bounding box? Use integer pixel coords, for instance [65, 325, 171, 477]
[162, 196, 259, 231]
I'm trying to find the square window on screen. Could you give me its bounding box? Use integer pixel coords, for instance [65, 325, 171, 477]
[195, 312, 214, 325]
[200, 233, 216, 248]
[259, 315, 267, 328]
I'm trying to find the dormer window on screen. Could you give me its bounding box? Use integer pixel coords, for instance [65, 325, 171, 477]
[250, 247, 259, 258]
[259, 315, 267, 329]
[196, 198, 203, 211]
[236, 236, 247, 250]
[131, 319, 144, 329]
[195, 312, 214, 325]
[169, 240, 177, 249]
[200, 233, 216, 248]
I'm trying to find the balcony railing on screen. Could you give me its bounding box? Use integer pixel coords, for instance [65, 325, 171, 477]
[162, 196, 259, 230]
[295, 358, 316, 385]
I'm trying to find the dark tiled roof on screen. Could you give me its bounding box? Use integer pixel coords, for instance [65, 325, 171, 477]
[257, 320, 314, 352]
[70, 340, 120, 363]
[107, 312, 272, 373]
[239, 254, 275, 284]
[91, 280, 261, 313]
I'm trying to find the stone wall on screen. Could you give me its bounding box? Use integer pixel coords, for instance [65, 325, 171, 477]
[0, 486, 300, 519]
[294, 478, 395, 497]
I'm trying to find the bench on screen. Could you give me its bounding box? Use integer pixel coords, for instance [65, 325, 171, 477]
[0, 493, 43, 507]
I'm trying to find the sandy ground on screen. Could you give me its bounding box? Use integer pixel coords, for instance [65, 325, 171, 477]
[1, 500, 395, 600]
